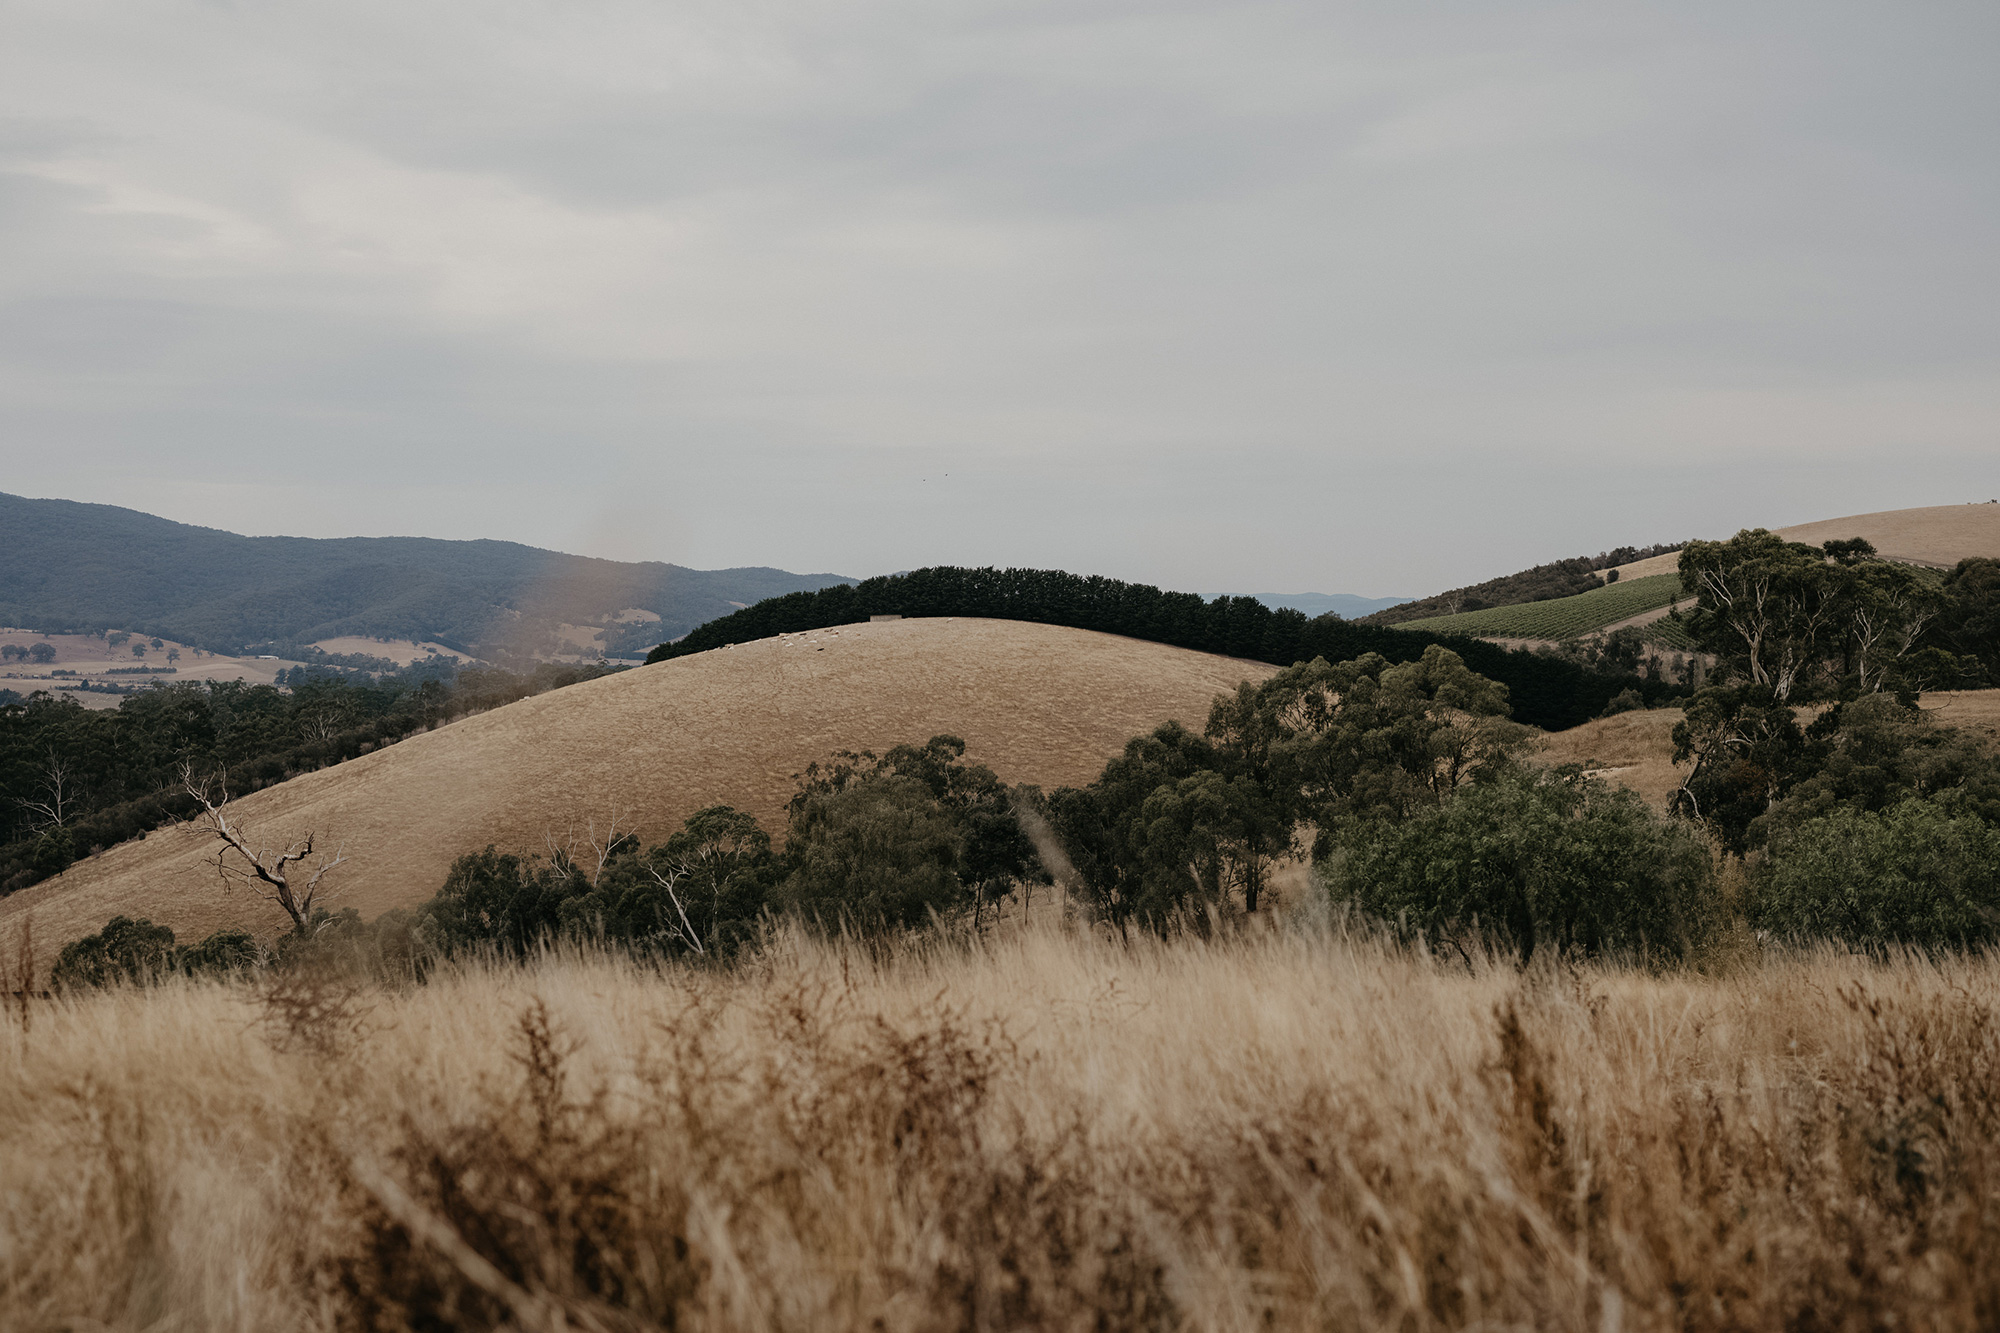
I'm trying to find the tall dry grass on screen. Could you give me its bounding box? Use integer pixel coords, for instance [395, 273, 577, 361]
[4, 922, 2000, 1331]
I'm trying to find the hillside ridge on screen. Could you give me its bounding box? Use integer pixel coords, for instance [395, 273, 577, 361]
[0, 618, 1279, 965]
[0, 492, 855, 663]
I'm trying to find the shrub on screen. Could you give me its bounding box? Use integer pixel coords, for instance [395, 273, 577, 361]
[53, 917, 269, 987]
[1749, 799, 2000, 949]
[557, 805, 774, 958]
[52, 915, 179, 988]
[415, 847, 577, 957]
[775, 775, 966, 933]
[1325, 768, 1718, 961]
[180, 927, 260, 976]
[1598, 687, 1644, 718]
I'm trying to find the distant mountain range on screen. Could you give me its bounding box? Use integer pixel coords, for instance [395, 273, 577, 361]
[0, 493, 855, 662]
[1250, 592, 1412, 619]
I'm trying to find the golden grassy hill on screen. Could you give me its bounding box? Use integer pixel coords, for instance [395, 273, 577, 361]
[1608, 502, 2000, 581]
[1, 619, 1276, 964]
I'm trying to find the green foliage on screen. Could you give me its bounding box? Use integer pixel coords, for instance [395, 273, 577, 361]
[775, 776, 967, 933]
[1749, 801, 2000, 949]
[1326, 769, 1718, 961]
[1763, 694, 2000, 833]
[1598, 688, 1645, 718]
[794, 736, 1042, 895]
[1678, 530, 1965, 702]
[415, 847, 579, 957]
[51, 916, 263, 988]
[558, 806, 775, 957]
[1936, 557, 2000, 683]
[179, 927, 261, 977]
[414, 807, 780, 959]
[51, 915, 179, 988]
[1396, 573, 1684, 641]
[1669, 685, 1813, 854]
[1050, 647, 1528, 929]
[1672, 686, 2000, 854]
[1046, 721, 1239, 927]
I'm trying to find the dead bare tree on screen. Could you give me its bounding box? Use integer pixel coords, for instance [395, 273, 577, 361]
[182, 765, 347, 934]
[643, 858, 707, 955]
[543, 810, 634, 888]
[15, 749, 74, 830]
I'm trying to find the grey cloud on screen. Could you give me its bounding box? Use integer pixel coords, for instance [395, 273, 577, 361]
[1, 0, 1996, 596]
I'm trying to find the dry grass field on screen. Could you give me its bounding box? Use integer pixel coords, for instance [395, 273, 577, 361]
[1606, 502, 2000, 581]
[0, 627, 306, 702]
[6, 923, 2000, 1332]
[0, 620, 1277, 966]
[310, 636, 467, 666]
[1533, 707, 1688, 809]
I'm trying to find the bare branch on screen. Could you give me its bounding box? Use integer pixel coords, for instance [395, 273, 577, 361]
[645, 859, 706, 955]
[181, 763, 346, 933]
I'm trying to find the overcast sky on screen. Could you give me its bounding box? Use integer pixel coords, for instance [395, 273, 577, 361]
[3, 1, 1996, 596]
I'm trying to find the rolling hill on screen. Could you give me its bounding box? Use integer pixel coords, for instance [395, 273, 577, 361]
[0, 618, 1279, 964]
[1387, 503, 2000, 646]
[1250, 592, 1411, 618]
[0, 492, 855, 662]
[1602, 503, 2000, 581]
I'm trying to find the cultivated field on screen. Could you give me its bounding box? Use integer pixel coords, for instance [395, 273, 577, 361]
[1403, 502, 2000, 647]
[5, 925, 2000, 1332]
[0, 619, 1278, 966]
[1397, 572, 1687, 641]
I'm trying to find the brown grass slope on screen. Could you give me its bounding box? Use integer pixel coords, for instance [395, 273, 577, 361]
[11, 931, 2000, 1331]
[1608, 502, 2000, 580]
[1536, 690, 2000, 811]
[0, 619, 1276, 961]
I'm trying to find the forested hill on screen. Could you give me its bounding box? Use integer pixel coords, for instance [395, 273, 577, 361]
[0, 493, 854, 660]
[646, 566, 1683, 731]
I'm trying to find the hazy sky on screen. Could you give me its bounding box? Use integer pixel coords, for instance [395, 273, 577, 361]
[3, 1, 1996, 596]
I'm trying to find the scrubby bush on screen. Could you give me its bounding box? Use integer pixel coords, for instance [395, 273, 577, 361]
[776, 775, 967, 932]
[179, 927, 260, 977]
[52, 916, 262, 988]
[1325, 768, 1718, 960]
[414, 847, 577, 957]
[1749, 799, 2000, 949]
[51, 915, 178, 988]
[1597, 687, 1644, 718]
[558, 805, 775, 957]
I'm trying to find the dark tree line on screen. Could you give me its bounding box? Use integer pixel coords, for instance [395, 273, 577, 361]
[646, 565, 1685, 731]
